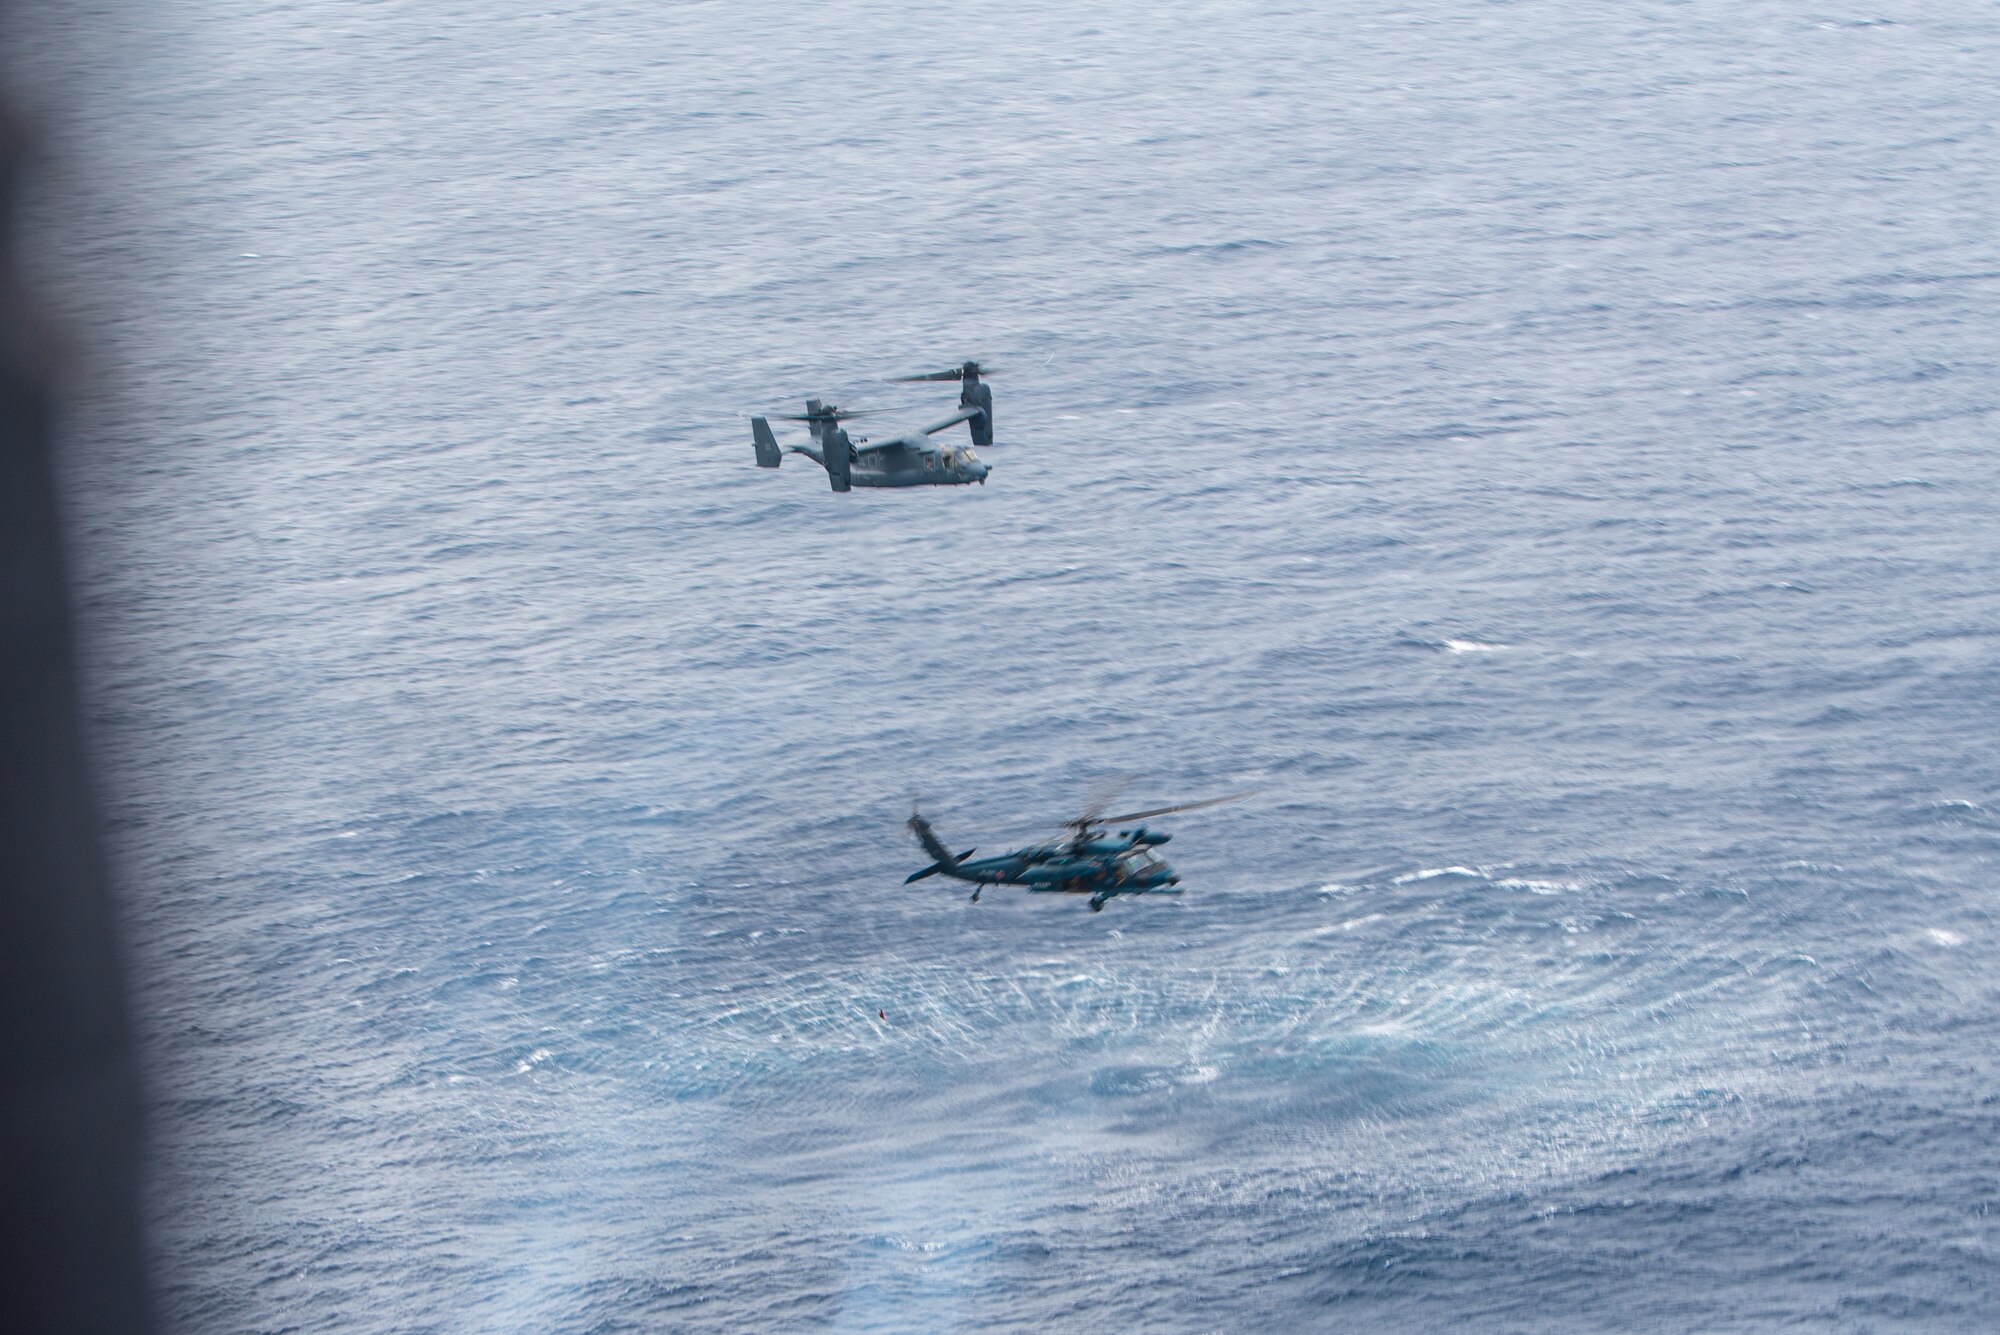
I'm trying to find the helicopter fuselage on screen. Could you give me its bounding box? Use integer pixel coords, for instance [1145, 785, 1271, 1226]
[954, 847, 1179, 893]
[907, 793, 1252, 910]
[907, 816, 1182, 909]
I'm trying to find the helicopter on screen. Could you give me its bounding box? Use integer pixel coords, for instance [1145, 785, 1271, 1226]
[749, 363, 999, 492]
[904, 790, 1258, 911]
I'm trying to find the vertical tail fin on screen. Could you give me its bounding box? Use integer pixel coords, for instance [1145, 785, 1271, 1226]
[751, 417, 781, 468]
[908, 812, 956, 868]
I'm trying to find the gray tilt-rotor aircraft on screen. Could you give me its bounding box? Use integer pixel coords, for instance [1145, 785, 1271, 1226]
[750, 362, 997, 492]
[905, 791, 1258, 911]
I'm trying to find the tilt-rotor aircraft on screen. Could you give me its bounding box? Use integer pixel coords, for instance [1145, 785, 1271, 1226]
[905, 791, 1258, 912]
[749, 363, 998, 492]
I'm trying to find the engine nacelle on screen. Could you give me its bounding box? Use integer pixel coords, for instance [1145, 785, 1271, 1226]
[1123, 827, 1171, 846]
[962, 378, 993, 447]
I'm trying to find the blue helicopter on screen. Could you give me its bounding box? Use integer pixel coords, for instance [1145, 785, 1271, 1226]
[749, 362, 998, 493]
[905, 791, 1258, 912]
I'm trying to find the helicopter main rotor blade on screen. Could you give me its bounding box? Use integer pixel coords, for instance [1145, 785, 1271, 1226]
[1099, 790, 1263, 826]
[1060, 777, 1132, 833]
[1081, 778, 1128, 822]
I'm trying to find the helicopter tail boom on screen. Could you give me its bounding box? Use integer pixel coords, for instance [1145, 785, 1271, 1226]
[905, 847, 977, 883]
[907, 812, 976, 882]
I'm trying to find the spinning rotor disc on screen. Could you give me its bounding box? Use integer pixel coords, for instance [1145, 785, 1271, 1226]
[1061, 789, 1263, 835]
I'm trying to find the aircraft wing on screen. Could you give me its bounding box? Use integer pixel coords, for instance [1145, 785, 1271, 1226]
[915, 405, 980, 437]
[850, 407, 980, 457]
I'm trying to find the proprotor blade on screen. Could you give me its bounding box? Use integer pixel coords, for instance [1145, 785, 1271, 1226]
[891, 360, 999, 382]
[772, 407, 891, 422]
[1100, 790, 1263, 826]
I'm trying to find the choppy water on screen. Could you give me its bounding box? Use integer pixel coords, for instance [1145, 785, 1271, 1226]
[12, 0, 2000, 1329]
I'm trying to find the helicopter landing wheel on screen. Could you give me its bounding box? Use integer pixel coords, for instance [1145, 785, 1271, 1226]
[1089, 896, 1106, 912]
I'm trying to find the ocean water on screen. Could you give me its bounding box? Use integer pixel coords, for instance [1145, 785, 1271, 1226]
[10, 0, 2000, 1329]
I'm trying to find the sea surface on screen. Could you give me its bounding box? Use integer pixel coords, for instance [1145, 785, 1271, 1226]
[9, 1, 2000, 1330]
